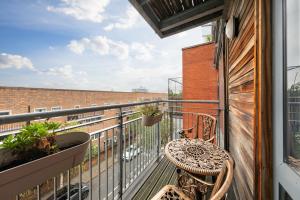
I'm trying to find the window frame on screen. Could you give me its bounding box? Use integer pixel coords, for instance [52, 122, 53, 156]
[0, 110, 11, 116]
[34, 107, 47, 113]
[273, 0, 300, 199]
[51, 106, 62, 111]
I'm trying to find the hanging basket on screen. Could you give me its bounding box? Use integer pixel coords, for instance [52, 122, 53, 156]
[0, 132, 90, 199]
[142, 114, 163, 126]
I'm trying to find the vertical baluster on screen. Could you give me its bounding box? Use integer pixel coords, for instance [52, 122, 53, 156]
[53, 177, 57, 200]
[137, 119, 142, 175]
[148, 125, 150, 164]
[151, 125, 154, 161]
[142, 120, 145, 169]
[123, 124, 126, 191]
[89, 142, 92, 200]
[112, 128, 115, 200]
[105, 130, 108, 200]
[67, 170, 70, 200]
[15, 195, 19, 200]
[149, 125, 151, 162]
[175, 112, 177, 139]
[37, 185, 40, 200]
[128, 123, 131, 185]
[118, 108, 124, 200]
[157, 115, 161, 161]
[153, 124, 155, 160]
[79, 164, 82, 200]
[98, 133, 101, 200]
[133, 120, 137, 179]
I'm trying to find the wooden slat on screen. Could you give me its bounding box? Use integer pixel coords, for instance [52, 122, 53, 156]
[226, 1, 255, 197]
[132, 158, 169, 200]
[160, 0, 224, 32]
[147, 163, 176, 199]
[133, 157, 176, 200]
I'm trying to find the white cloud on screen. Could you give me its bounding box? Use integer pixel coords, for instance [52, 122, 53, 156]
[104, 6, 140, 31]
[68, 35, 156, 61]
[68, 36, 129, 60]
[42, 65, 89, 84]
[47, 0, 110, 23]
[112, 64, 180, 92]
[45, 65, 74, 79]
[131, 42, 154, 61]
[0, 53, 34, 70]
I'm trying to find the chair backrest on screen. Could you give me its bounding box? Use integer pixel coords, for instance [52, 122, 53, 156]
[194, 113, 217, 142]
[210, 159, 234, 200]
[180, 113, 216, 142]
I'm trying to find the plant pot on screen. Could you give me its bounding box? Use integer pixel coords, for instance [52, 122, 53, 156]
[142, 114, 163, 126]
[0, 132, 90, 200]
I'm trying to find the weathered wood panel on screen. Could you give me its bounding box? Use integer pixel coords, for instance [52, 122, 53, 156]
[226, 0, 255, 199]
[254, 0, 273, 198]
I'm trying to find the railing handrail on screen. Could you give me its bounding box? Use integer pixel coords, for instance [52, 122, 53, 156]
[0, 100, 219, 125]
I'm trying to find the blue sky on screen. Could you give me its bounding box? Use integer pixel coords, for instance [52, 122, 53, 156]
[0, 0, 209, 92]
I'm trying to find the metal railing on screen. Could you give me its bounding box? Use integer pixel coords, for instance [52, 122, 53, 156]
[0, 100, 220, 200]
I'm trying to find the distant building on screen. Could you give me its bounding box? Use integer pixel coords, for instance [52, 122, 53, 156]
[132, 87, 148, 93]
[0, 86, 167, 143]
[0, 86, 165, 116]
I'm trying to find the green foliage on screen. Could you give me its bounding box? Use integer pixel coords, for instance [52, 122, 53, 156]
[127, 112, 142, 121]
[44, 121, 61, 132]
[205, 35, 213, 42]
[139, 105, 161, 117]
[1, 122, 61, 151]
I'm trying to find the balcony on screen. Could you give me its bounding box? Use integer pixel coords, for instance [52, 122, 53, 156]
[0, 99, 222, 200]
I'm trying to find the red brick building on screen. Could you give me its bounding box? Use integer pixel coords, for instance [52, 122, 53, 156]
[182, 42, 219, 138]
[0, 87, 166, 115]
[0, 87, 167, 141]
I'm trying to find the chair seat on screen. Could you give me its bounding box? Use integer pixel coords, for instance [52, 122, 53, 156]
[151, 185, 191, 200]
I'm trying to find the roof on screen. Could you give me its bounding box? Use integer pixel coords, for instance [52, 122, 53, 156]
[182, 41, 215, 50]
[129, 0, 225, 38]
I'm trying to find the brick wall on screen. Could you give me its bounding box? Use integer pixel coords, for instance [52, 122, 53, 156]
[182, 42, 219, 138]
[0, 87, 167, 140]
[0, 87, 166, 115]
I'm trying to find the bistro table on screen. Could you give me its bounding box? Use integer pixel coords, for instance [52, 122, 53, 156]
[165, 138, 231, 199]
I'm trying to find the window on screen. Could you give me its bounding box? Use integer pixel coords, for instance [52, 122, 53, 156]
[279, 184, 293, 200]
[34, 108, 47, 113]
[0, 111, 11, 116]
[51, 106, 62, 111]
[284, 0, 300, 174]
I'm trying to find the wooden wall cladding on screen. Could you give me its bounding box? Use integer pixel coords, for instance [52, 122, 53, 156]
[226, 0, 255, 199]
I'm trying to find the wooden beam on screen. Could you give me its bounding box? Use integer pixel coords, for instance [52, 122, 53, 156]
[254, 0, 273, 199]
[129, 0, 163, 38]
[138, 0, 150, 6]
[160, 0, 224, 32]
[161, 10, 223, 38]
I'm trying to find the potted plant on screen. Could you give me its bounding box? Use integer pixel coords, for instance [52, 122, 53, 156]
[0, 122, 90, 199]
[140, 105, 163, 126]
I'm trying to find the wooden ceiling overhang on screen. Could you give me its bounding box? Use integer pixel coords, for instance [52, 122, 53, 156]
[129, 0, 225, 38]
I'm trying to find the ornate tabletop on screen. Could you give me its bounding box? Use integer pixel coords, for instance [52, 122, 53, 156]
[165, 139, 230, 176]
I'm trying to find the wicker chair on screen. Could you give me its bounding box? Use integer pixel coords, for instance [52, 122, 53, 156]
[151, 160, 233, 200]
[177, 113, 216, 143]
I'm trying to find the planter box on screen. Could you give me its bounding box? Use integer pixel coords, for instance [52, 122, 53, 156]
[0, 132, 90, 200]
[142, 114, 163, 126]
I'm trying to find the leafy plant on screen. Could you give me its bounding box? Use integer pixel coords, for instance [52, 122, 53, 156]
[44, 121, 61, 132]
[139, 105, 161, 117]
[1, 122, 61, 152]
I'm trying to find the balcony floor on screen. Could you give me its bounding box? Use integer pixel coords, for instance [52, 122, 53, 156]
[132, 156, 177, 200]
